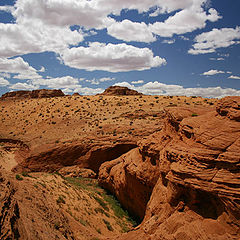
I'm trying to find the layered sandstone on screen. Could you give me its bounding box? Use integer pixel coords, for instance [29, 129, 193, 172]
[99, 97, 240, 240]
[14, 140, 137, 174]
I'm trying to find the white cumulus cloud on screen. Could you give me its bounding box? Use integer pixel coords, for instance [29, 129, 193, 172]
[228, 75, 240, 80]
[0, 21, 84, 58]
[73, 86, 103, 95]
[202, 69, 225, 76]
[9, 82, 38, 90]
[0, 57, 36, 74]
[131, 80, 144, 84]
[0, 57, 43, 80]
[107, 20, 156, 43]
[32, 76, 80, 89]
[86, 77, 116, 85]
[38, 66, 45, 72]
[149, 4, 221, 37]
[0, 78, 10, 86]
[189, 27, 240, 55]
[114, 81, 240, 98]
[60, 42, 166, 72]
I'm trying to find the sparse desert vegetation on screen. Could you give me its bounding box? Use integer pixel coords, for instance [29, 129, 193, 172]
[0, 94, 217, 149]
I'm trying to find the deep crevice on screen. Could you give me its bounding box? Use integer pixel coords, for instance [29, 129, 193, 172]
[171, 184, 224, 220]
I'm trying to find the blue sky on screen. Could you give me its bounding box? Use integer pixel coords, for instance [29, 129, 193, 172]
[0, 0, 240, 97]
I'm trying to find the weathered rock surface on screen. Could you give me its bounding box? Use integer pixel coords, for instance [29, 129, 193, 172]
[216, 96, 240, 121]
[14, 140, 138, 174]
[99, 97, 240, 240]
[99, 86, 143, 96]
[1, 89, 64, 99]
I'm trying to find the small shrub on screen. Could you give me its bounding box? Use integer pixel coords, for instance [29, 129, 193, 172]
[103, 219, 113, 231]
[54, 222, 60, 230]
[21, 172, 30, 177]
[56, 195, 65, 204]
[16, 174, 23, 181]
[191, 113, 198, 117]
[93, 196, 109, 211]
[79, 218, 87, 226]
[38, 182, 46, 188]
[94, 207, 110, 217]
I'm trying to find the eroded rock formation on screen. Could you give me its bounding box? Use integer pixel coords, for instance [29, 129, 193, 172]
[1, 89, 64, 99]
[99, 86, 143, 96]
[99, 97, 240, 240]
[14, 141, 138, 174]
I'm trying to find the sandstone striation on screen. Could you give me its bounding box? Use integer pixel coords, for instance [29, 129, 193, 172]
[1, 89, 65, 99]
[14, 141, 138, 174]
[99, 86, 143, 96]
[99, 96, 240, 240]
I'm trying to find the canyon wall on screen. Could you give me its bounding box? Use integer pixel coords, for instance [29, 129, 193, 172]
[99, 96, 240, 239]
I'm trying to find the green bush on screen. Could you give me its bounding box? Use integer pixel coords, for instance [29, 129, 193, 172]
[56, 195, 65, 204]
[21, 172, 30, 177]
[16, 174, 23, 181]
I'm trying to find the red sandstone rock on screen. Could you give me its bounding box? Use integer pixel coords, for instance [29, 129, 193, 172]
[1, 89, 65, 99]
[216, 96, 240, 121]
[99, 96, 240, 240]
[99, 86, 143, 96]
[14, 141, 138, 174]
[72, 92, 81, 96]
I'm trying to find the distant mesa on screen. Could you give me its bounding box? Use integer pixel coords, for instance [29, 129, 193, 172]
[1, 89, 65, 99]
[99, 86, 143, 96]
[72, 92, 81, 96]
